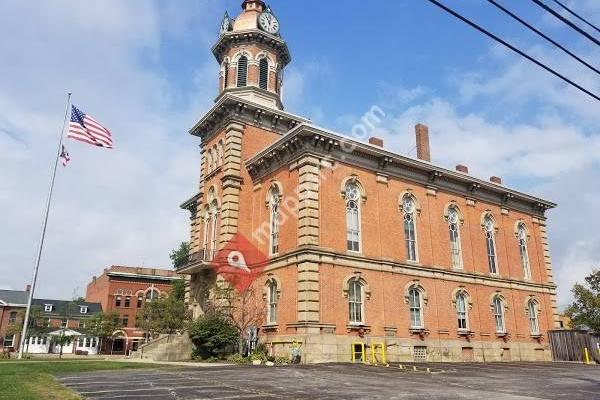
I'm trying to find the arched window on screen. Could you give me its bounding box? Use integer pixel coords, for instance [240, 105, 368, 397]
[203, 207, 211, 254]
[267, 280, 278, 324]
[145, 288, 159, 303]
[212, 146, 218, 170]
[345, 182, 361, 252]
[223, 61, 229, 90]
[448, 206, 462, 269]
[484, 215, 498, 274]
[218, 140, 224, 166]
[408, 287, 424, 328]
[206, 151, 213, 174]
[259, 58, 269, 90]
[493, 296, 505, 333]
[237, 55, 248, 87]
[456, 292, 468, 330]
[518, 223, 531, 280]
[348, 279, 363, 324]
[402, 195, 418, 261]
[528, 299, 539, 334]
[269, 187, 280, 255]
[209, 202, 219, 256]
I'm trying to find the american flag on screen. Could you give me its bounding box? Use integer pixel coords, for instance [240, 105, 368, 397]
[60, 145, 70, 167]
[67, 105, 113, 148]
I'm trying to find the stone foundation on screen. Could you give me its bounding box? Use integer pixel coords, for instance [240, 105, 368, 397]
[263, 332, 551, 364]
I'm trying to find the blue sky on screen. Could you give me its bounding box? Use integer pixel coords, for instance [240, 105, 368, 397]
[0, 0, 599, 308]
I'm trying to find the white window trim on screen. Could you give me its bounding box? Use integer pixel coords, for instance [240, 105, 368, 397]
[493, 297, 506, 333]
[408, 288, 424, 329]
[345, 184, 362, 253]
[348, 280, 365, 325]
[402, 195, 419, 263]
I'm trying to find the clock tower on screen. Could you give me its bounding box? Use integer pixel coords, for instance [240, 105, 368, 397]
[213, 0, 291, 110]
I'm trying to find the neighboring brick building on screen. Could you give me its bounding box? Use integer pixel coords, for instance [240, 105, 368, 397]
[85, 265, 181, 354]
[178, 0, 559, 363]
[0, 288, 102, 354]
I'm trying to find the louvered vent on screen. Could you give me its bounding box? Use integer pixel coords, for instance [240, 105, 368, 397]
[259, 58, 269, 90]
[237, 56, 248, 87]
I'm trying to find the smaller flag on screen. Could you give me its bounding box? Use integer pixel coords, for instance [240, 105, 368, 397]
[60, 145, 70, 167]
[67, 105, 113, 148]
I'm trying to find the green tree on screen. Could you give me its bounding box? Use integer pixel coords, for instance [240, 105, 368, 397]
[170, 242, 190, 269]
[85, 311, 121, 354]
[135, 282, 188, 338]
[565, 269, 600, 332]
[188, 314, 238, 359]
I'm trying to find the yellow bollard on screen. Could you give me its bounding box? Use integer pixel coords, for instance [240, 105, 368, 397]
[583, 348, 591, 365]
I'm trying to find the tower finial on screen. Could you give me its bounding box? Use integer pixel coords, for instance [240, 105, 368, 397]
[241, 0, 266, 10]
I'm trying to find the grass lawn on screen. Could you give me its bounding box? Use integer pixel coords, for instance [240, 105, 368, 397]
[0, 360, 161, 400]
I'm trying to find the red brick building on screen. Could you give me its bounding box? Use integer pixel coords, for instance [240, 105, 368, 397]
[0, 287, 102, 354]
[178, 1, 558, 363]
[85, 265, 181, 354]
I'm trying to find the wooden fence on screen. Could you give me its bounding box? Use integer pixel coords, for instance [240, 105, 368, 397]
[548, 330, 600, 362]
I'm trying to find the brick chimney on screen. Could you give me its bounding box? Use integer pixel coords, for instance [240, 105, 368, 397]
[415, 124, 431, 162]
[456, 165, 469, 173]
[368, 137, 384, 147]
[490, 176, 502, 185]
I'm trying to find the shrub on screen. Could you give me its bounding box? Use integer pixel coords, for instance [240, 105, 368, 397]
[275, 356, 289, 365]
[188, 315, 238, 359]
[226, 353, 249, 364]
[0, 350, 11, 360]
[249, 350, 268, 362]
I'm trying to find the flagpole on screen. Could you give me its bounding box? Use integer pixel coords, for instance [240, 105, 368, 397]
[18, 92, 72, 359]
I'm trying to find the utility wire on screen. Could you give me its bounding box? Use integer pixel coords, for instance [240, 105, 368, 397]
[487, 0, 600, 76]
[531, 0, 600, 47]
[424, 0, 600, 102]
[551, 0, 600, 35]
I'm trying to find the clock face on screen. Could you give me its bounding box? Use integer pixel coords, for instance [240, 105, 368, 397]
[258, 12, 280, 34]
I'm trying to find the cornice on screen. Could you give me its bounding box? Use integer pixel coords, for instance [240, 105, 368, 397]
[245, 124, 556, 217]
[188, 94, 308, 142]
[212, 29, 291, 66]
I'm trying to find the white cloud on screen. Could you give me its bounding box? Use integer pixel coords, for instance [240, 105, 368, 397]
[0, 1, 220, 297]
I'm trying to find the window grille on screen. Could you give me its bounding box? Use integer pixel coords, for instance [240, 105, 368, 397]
[413, 346, 427, 362]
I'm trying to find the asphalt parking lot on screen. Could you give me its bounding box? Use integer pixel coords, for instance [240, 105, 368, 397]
[58, 362, 600, 400]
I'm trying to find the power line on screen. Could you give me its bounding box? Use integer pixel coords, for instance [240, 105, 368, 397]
[551, 0, 600, 35]
[531, 0, 600, 47]
[424, 0, 600, 102]
[487, 0, 600, 76]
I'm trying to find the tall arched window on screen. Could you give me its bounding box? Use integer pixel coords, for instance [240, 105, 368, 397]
[218, 140, 224, 166]
[269, 187, 280, 255]
[528, 299, 539, 334]
[203, 208, 211, 254]
[448, 206, 462, 269]
[345, 182, 361, 252]
[259, 58, 269, 90]
[237, 55, 248, 87]
[209, 202, 218, 256]
[212, 146, 218, 170]
[518, 223, 531, 280]
[484, 215, 498, 274]
[348, 279, 364, 324]
[493, 296, 505, 333]
[402, 195, 418, 261]
[223, 61, 229, 90]
[206, 151, 213, 174]
[408, 287, 424, 328]
[267, 280, 278, 324]
[456, 292, 468, 330]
